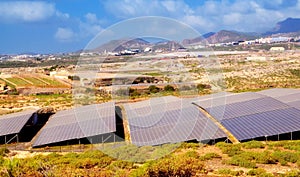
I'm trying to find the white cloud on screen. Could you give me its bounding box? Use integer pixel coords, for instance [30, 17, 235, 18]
[104, 0, 193, 18]
[54, 13, 103, 42]
[103, 0, 300, 33]
[55, 28, 76, 42]
[0, 1, 56, 22]
[223, 13, 242, 26]
[80, 13, 103, 37]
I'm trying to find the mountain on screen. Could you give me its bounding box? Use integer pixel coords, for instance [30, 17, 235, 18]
[182, 32, 215, 45]
[267, 18, 300, 34]
[183, 30, 259, 45]
[152, 41, 184, 51]
[94, 38, 150, 52]
[205, 30, 259, 44]
[203, 32, 216, 39]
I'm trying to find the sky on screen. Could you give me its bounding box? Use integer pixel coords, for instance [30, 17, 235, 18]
[1, 0, 300, 54]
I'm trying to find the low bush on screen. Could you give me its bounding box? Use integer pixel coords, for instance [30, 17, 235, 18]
[241, 141, 265, 149]
[145, 154, 207, 177]
[184, 150, 199, 158]
[272, 151, 300, 164]
[216, 143, 243, 157]
[225, 155, 256, 168]
[0, 148, 10, 157]
[284, 170, 300, 177]
[247, 168, 274, 177]
[199, 152, 221, 161]
[179, 142, 201, 149]
[217, 168, 244, 176]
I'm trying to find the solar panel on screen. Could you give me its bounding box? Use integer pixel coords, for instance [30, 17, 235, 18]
[32, 102, 116, 147]
[258, 88, 300, 98]
[287, 100, 300, 110]
[124, 96, 226, 146]
[193, 92, 265, 109]
[258, 88, 300, 110]
[274, 92, 300, 103]
[0, 110, 37, 136]
[222, 108, 300, 140]
[205, 97, 290, 121]
[192, 90, 300, 141]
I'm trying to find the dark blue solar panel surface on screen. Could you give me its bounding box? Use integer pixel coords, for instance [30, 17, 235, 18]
[193, 92, 265, 109]
[258, 88, 300, 98]
[32, 102, 115, 147]
[124, 96, 226, 146]
[222, 108, 300, 140]
[0, 110, 36, 136]
[192, 90, 300, 141]
[205, 97, 290, 121]
[287, 101, 300, 110]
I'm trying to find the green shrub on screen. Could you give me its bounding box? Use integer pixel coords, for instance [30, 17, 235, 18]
[272, 151, 299, 163]
[284, 170, 300, 177]
[217, 143, 243, 157]
[184, 150, 199, 158]
[225, 155, 256, 168]
[164, 85, 175, 92]
[0, 148, 10, 156]
[145, 154, 207, 177]
[109, 160, 134, 170]
[179, 142, 201, 149]
[242, 141, 265, 149]
[247, 168, 267, 176]
[217, 168, 243, 176]
[199, 152, 221, 161]
[247, 168, 274, 177]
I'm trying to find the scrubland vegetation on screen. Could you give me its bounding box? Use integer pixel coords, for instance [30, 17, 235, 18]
[1, 140, 300, 176]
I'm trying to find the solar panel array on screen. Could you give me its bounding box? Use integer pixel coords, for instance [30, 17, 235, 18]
[124, 96, 226, 146]
[259, 89, 300, 110]
[258, 88, 300, 98]
[32, 102, 116, 147]
[193, 90, 300, 141]
[0, 110, 36, 136]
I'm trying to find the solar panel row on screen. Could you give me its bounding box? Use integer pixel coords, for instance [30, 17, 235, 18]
[0, 110, 36, 136]
[193, 89, 300, 141]
[222, 108, 300, 140]
[32, 102, 116, 147]
[124, 97, 227, 146]
[2, 88, 299, 147]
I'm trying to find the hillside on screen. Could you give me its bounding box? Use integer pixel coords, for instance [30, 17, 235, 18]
[1, 140, 300, 176]
[207, 30, 258, 43]
[268, 17, 300, 34]
[94, 38, 150, 52]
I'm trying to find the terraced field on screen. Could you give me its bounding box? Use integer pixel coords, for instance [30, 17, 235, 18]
[0, 74, 69, 88]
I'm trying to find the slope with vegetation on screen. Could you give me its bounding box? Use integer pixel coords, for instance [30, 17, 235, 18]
[1, 140, 300, 176]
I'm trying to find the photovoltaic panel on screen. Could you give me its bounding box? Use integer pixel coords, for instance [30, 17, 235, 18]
[222, 108, 300, 140]
[193, 90, 300, 141]
[0, 110, 37, 136]
[274, 92, 300, 103]
[287, 100, 300, 110]
[32, 102, 115, 147]
[193, 92, 265, 109]
[258, 88, 300, 110]
[124, 96, 226, 146]
[258, 88, 300, 98]
[205, 97, 290, 121]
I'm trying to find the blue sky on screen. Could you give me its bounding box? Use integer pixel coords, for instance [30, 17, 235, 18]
[0, 0, 300, 54]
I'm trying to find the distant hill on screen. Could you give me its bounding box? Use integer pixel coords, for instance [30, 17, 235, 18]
[182, 32, 215, 45]
[94, 38, 150, 52]
[152, 41, 184, 51]
[267, 18, 300, 34]
[183, 30, 258, 45]
[205, 30, 258, 44]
